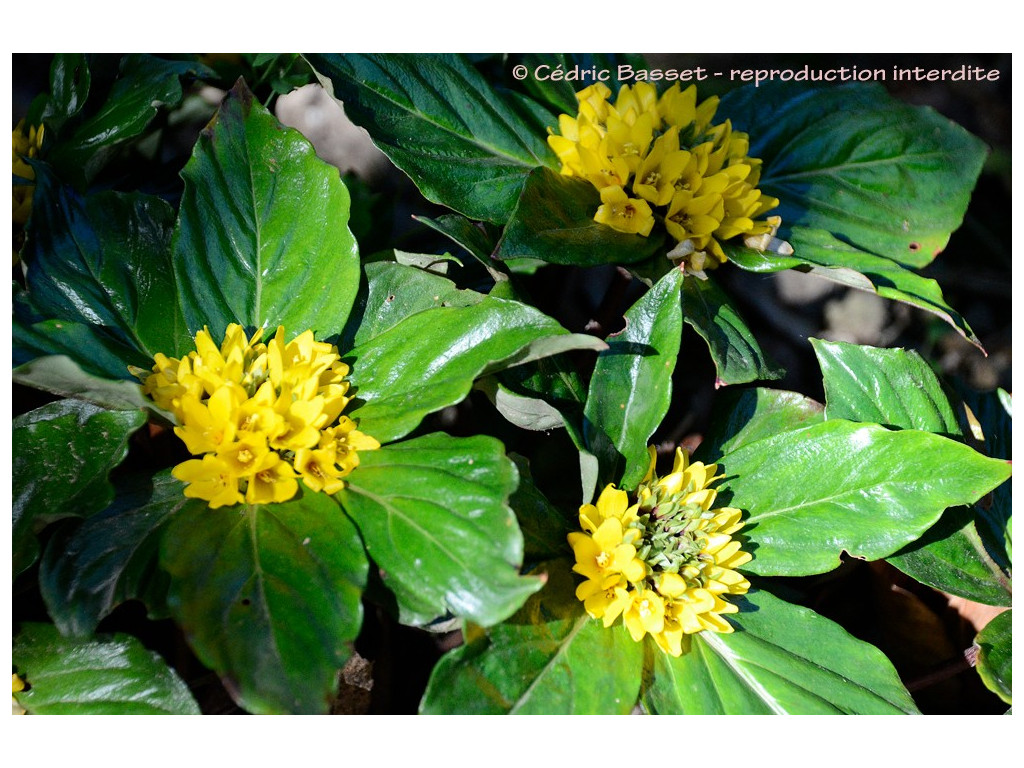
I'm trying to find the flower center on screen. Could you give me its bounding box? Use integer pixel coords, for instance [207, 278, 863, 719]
[596, 551, 611, 568]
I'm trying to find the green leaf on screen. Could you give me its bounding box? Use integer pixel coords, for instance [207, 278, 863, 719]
[508, 455, 574, 563]
[715, 420, 1012, 577]
[306, 53, 556, 224]
[39, 54, 91, 133]
[887, 507, 1011, 606]
[40, 471, 198, 636]
[959, 386, 1012, 564]
[173, 80, 360, 340]
[23, 166, 187, 361]
[12, 622, 200, 714]
[695, 387, 824, 463]
[495, 167, 667, 266]
[584, 268, 683, 490]
[341, 261, 482, 350]
[723, 81, 986, 266]
[682, 273, 783, 386]
[812, 338, 962, 436]
[414, 213, 502, 270]
[160, 491, 368, 714]
[12, 355, 162, 413]
[419, 559, 643, 714]
[48, 54, 213, 184]
[975, 609, 1011, 705]
[344, 296, 605, 443]
[720, 81, 986, 344]
[643, 588, 919, 714]
[811, 338, 1010, 602]
[13, 400, 147, 577]
[338, 434, 542, 627]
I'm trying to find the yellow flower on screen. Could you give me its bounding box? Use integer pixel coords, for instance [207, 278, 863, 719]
[547, 82, 787, 272]
[594, 185, 655, 237]
[12, 673, 26, 716]
[568, 446, 752, 656]
[144, 323, 378, 507]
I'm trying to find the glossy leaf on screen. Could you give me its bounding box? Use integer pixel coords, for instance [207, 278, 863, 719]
[40, 471, 199, 636]
[23, 165, 187, 361]
[715, 419, 1012, 577]
[682, 273, 783, 386]
[13, 310, 142, 382]
[812, 338, 961, 436]
[495, 167, 667, 266]
[341, 260, 482, 350]
[975, 609, 1012, 705]
[644, 588, 919, 714]
[414, 213, 502, 270]
[811, 338, 1011, 602]
[160, 492, 368, 714]
[13, 400, 147, 577]
[12, 622, 199, 715]
[420, 559, 643, 714]
[40, 53, 91, 133]
[584, 268, 683, 490]
[344, 296, 605, 443]
[173, 80, 360, 340]
[338, 434, 542, 627]
[306, 53, 556, 224]
[695, 387, 824, 463]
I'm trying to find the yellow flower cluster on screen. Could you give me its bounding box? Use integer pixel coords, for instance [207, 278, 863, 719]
[143, 323, 379, 508]
[568, 447, 751, 656]
[547, 82, 784, 277]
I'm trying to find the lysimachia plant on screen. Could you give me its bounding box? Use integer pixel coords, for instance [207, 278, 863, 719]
[12, 52, 1011, 715]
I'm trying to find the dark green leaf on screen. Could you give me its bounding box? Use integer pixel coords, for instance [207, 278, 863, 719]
[812, 338, 962, 436]
[13, 400, 146, 576]
[160, 492, 368, 714]
[306, 53, 556, 224]
[975, 609, 1011, 705]
[40, 471, 198, 636]
[49, 54, 214, 183]
[174, 80, 360, 341]
[495, 167, 667, 266]
[344, 296, 605, 443]
[41, 53, 91, 133]
[682, 273, 783, 386]
[644, 588, 919, 714]
[715, 420, 1012, 577]
[12, 355, 162, 413]
[695, 387, 824, 463]
[13, 300, 142, 382]
[508, 455, 574, 563]
[719, 80, 986, 347]
[959, 386, 1012, 565]
[722, 81, 986, 267]
[517, 53, 648, 116]
[419, 559, 643, 714]
[12, 622, 199, 714]
[584, 268, 683, 490]
[887, 507, 1011, 606]
[414, 213, 502, 270]
[23, 166, 187, 360]
[338, 434, 541, 627]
